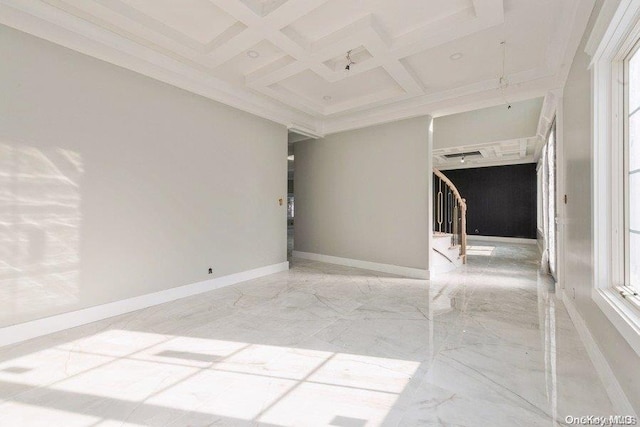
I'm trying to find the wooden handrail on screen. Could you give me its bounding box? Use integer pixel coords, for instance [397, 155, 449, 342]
[433, 168, 467, 264]
[433, 168, 467, 212]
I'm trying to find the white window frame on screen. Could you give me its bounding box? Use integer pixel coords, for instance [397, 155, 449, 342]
[592, 0, 640, 356]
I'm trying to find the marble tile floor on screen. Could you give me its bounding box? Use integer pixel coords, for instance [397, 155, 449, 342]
[0, 242, 614, 426]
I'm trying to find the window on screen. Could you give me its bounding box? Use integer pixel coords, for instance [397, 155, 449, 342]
[538, 120, 557, 278]
[547, 123, 557, 278]
[626, 45, 640, 296]
[591, 0, 640, 356]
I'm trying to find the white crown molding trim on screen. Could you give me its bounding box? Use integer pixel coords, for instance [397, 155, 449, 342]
[322, 0, 595, 135]
[561, 289, 637, 417]
[553, 0, 596, 88]
[467, 235, 537, 245]
[292, 251, 429, 280]
[0, 0, 591, 136]
[0, 261, 289, 348]
[585, 0, 624, 57]
[0, 0, 320, 130]
[287, 124, 323, 139]
[588, 0, 640, 67]
[437, 157, 537, 171]
[322, 73, 559, 135]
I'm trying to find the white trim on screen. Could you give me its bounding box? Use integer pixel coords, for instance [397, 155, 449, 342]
[589, 0, 640, 67]
[287, 125, 323, 140]
[555, 91, 566, 293]
[428, 117, 435, 279]
[591, 0, 640, 357]
[0, 262, 289, 348]
[0, 0, 596, 136]
[536, 230, 544, 256]
[467, 235, 537, 245]
[593, 288, 640, 357]
[585, 0, 622, 57]
[0, 1, 318, 130]
[562, 289, 637, 416]
[437, 157, 537, 171]
[292, 251, 429, 280]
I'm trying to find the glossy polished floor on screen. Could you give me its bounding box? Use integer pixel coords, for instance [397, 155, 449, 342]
[0, 242, 613, 426]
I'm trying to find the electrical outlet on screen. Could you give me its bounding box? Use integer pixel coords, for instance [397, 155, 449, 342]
[208, 268, 213, 274]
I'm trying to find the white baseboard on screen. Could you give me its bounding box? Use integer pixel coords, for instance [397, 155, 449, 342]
[467, 235, 537, 245]
[292, 251, 429, 279]
[561, 290, 637, 416]
[0, 261, 289, 348]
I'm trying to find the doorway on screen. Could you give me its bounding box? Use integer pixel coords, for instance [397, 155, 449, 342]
[287, 140, 294, 260]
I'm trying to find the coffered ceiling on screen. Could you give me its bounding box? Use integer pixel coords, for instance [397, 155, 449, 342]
[433, 136, 539, 170]
[433, 91, 558, 170]
[0, 0, 594, 134]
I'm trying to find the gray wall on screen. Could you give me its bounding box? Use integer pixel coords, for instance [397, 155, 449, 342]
[294, 117, 431, 271]
[562, 0, 640, 410]
[0, 25, 287, 328]
[434, 97, 542, 149]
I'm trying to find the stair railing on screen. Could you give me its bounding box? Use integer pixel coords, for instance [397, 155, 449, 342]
[433, 168, 467, 264]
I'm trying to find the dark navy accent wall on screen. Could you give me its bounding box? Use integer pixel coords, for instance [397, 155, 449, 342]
[442, 163, 537, 239]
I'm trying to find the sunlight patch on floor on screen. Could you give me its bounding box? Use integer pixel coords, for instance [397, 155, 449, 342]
[466, 245, 496, 256]
[0, 329, 420, 426]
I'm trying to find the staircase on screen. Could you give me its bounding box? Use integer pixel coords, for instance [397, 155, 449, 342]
[432, 168, 467, 273]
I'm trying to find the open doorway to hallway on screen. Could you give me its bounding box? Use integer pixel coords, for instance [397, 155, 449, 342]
[287, 139, 294, 261]
[431, 98, 545, 274]
[287, 130, 313, 261]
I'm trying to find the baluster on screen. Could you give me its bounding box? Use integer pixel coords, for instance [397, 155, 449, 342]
[437, 179, 443, 232]
[448, 190, 453, 235]
[433, 168, 467, 265]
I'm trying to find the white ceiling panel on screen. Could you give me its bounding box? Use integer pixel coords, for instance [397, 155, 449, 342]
[274, 67, 401, 106]
[284, 0, 472, 42]
[0, 0, 596, 133]
[403, 22, 546, 94]
[214, 40, 287, 86]
[121, 0, 237, 45]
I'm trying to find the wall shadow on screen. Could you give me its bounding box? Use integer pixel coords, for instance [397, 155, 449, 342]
[0, 141, 82, 326]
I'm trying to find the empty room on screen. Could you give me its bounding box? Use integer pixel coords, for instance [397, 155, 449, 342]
[1, 0, 639, 425]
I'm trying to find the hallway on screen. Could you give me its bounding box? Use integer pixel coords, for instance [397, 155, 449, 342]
[0, 243, 612, 426]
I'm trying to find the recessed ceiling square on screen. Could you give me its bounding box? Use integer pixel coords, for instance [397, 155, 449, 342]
[402, 21, 546, 93]
[285, 0, 472, 42]
[121, 0, 237, 45]
[323, 46, 372, 72]
[214, 40, 288, 86]
[273, 67, 402, 106]
[239, 0, 288, 17]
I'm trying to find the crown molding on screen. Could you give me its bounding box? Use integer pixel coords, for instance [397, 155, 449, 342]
[0, 0, 597, 136]
[0, 0, 320, 129]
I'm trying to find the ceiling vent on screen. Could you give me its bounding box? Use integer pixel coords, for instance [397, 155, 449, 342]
[443, 151, 482, 159]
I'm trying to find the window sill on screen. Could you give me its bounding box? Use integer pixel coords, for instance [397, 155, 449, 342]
[592, 287, 640, 357]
